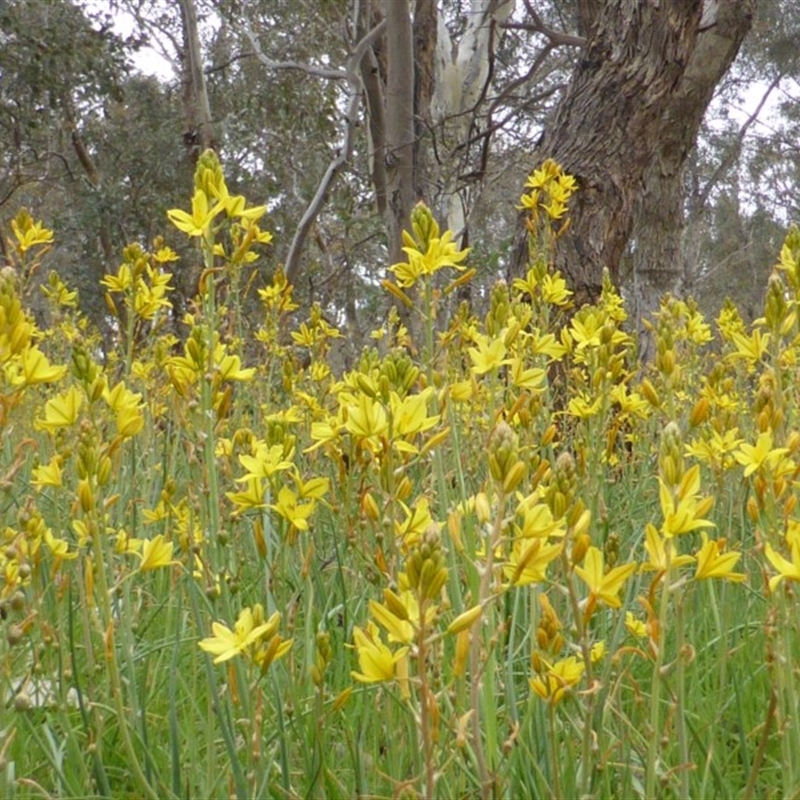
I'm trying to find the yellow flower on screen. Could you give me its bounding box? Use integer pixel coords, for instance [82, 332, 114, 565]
[530, 655, 584, 704]
[105, 381, 145, 438]
[590, 641, 606, 663]
[198, 606, 277, 664]
[727, 328, 769, 365]
[568, 393, 603, 419]
[658, 465, 715, 538]
[641, 524, 695, 573]
[11, 210, 54, 253]
[510, 359, 546, 391]
[388, 230, 470, 288]
[214, 342, 256, 381]
[137, 534, 178, 571]
[468, 334, 508, 375]
[574, 546, 636, 609]
[515, 497, 564, 539]
[529, 330, 568, 360]
[449, 379, 474, 402]
[226, 477, 267, 510]
[394, 497, 437, 545]
[344, 393, 388, 442]
[609, 385, 651, 419]
[351, 623, 409, 683]
[269, 485, 316, 534]
[15, 347, 67, 386]
[252, 630, 292, 673]
[41, 272, 78, 308]
[368, 591, 419, 645]
[570, 314, 602, 350]
[685, 429, 743, 471]
[101, 263, 133, 293]
[541, 273, 572, 305]
[31, 456, 63, 488]
[238, 442, 294, 481]
[35, 386, 83, 432]
[733, 430, 791, 478]
[504, 538, 563, 586]
[306, 420, 342, 452]
[296, 475, 330, 501]
[44, 528, 77, 561]
[167, 188, 222, 237]
[154, 246, 179, 263]
[764, 540, 800, 593]
[625, 611, 647, 639]
[694, 533, 745, 582]
[390, 389, 439, 442]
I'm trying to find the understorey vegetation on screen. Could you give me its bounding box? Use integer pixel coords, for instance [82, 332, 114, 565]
[2, 152, 800, 799]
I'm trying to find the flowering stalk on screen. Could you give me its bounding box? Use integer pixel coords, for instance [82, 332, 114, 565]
[469, 423, 524, 798]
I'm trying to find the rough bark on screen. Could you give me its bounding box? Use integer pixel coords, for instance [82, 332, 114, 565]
[632, 0, 754, 357]
[509, 1, 706, 308]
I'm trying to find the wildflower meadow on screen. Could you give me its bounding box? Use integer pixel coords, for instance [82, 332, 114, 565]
[3, 151, 800, 799]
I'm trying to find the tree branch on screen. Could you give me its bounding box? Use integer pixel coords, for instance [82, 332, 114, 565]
[502, 0, 586, 48]
[238, 19, 386, 82]
[695, 73, 783, 213]
[282, 19, 387, 283]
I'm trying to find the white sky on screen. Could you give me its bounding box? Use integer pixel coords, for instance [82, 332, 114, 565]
[82, 0, 176, 80]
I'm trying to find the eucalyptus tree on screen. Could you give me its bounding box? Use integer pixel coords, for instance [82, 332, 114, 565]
[0, 0, 135, 324]
[507, 0, 755, 331]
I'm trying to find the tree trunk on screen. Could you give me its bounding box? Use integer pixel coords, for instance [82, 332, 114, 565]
[178, 0, 216, 160]
[383, 0, 416, 268]
[509, 1, 706, 308]
[632, 0, 754, 358]
[413, 0, 437, 203]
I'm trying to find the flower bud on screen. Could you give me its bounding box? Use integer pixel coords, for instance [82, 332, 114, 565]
[447, 604, 483, 635]
[689, 397, 710, 428]
[362, 491, 380, 521]
[410, 202, 439, 250]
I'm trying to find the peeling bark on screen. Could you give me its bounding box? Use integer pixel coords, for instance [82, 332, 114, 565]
[413, 0, 437, 202]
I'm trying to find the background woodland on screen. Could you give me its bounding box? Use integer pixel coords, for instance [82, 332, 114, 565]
[1, 0, 797, 355]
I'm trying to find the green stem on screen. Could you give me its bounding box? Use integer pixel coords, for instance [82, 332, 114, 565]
[558, 546, 595, 797]
[675, 590, 689, 800]
[470, 487, 507, 800]
[417, 600, 436, 800]
[645, 550, 673, 799]
[89, 521, 162, 800]
[548, 702, 562, 800]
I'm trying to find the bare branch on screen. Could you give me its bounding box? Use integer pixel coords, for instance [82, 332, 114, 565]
[119, 0, 183, 76]
[237, 19, 386, 82]
[502, 1, 586, 48]
[696, 73, 783, 212]
[284, 92, 359, 285]
[282, 20, 386, 283]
